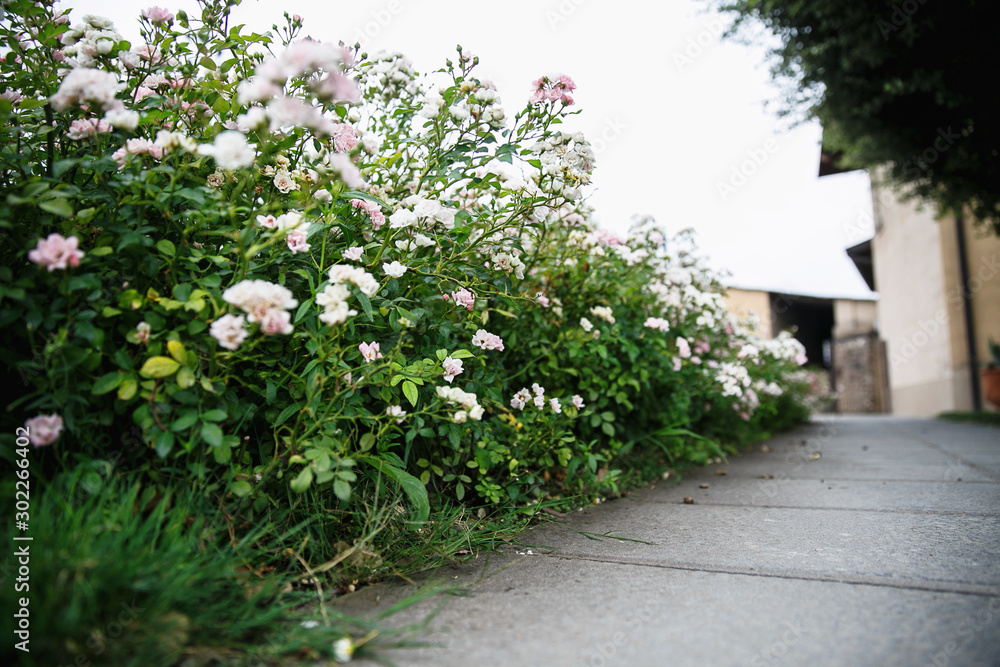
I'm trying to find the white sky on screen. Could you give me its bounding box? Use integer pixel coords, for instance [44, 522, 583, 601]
[59, 0, 877, 300]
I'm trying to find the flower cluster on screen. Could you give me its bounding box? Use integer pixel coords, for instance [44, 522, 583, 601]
[471, 329, 504, 351]
[446, 288, 476, 310]
[436, 386, 484, 422]
[529, 73, 577, 106]
[318, 265, 379, 326]
[56, 13, 123, 69]
[589, 305, 615, 325]
[644, 317, 671, 332]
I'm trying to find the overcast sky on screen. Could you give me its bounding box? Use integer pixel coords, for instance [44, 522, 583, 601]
[59, 0, 878, 300]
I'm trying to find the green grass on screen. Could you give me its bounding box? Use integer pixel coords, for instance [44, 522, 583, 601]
[0, 469, 450, 666]
[938, 411, 1000, 428]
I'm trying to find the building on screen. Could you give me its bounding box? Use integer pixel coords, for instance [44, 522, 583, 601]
[723, 287, 889, 413]
[827, 165, 1000, 416]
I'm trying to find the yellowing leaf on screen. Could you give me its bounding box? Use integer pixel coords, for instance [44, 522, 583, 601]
[139, 356, 180, 378]
[167, 340, 187, 364]
[117, 376, 138, 400]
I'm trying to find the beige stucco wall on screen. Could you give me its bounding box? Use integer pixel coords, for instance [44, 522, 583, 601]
[962, 223, 1000, 370]
[833, 299, 877, 338]
[939, 217, 1000, 411]
[723, 288, 772, 338]
[870, 182, 966, 416]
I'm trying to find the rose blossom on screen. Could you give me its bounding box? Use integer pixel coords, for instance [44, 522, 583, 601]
[350, 198, 385, 230]
[359, 341, 382, 363]
[342, 246, 364, 261]
[382, 261, 407, 278]
[510, 388, 532, 410]
[203, 131, 256, 170]
[210, 314, 248, 350]
[449, 288, 475, 310]
[135, 321, 151, 344]
[442, 357, 464, 383]
[67, 118, 111, 140]
[25, 414, 63, 447]
[28, 234, 84, 271]
[259, 308, 293, 335]
[141, 6, 174, 24]
[572, 394, 585, 410]
[286, 228, 311, 254]
[471, 329, 504, 351]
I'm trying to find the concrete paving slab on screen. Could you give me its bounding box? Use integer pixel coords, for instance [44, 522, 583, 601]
[653, 477, 1000, 514]
[518, 504, 1000, 593]
[332, 417, 1000, 666]
[341, 554, 1000, 667]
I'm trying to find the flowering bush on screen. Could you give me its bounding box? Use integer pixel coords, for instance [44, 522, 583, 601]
[0, 0, 813, 542]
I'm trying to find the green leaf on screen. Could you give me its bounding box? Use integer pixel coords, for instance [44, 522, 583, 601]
[359, 433, 376, 452]
[91, 372, 123, 395]
[139, 356, 180, 378]
[363, 457, 429, 525]
[265, 380, 276, 405]
[155, 432, 174, 458]
[156, 239, 176, 256]
[202, 409, 227, 422]
[402, 380, 418, 407]
[39, 198, 73, 217]
[333, 479, 351, 501]
[449, 348, 474, 359]
[230, 481, 253, 498]
[201, 423, 224, 447]
[176, 366, 195, 389]
[274, 404, 299, 426]
[171, 411, 199, 432]
[213, 444, 231, 464]
[291, 467, 313, 493]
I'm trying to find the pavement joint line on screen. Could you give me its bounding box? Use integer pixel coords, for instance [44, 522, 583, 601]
[678, 477, 999, 485]
[540, 552, 1000, 598]
[631, 501, 1000, 518]
[886, 423, 1000, 483]
[680, 474, 1000, 488]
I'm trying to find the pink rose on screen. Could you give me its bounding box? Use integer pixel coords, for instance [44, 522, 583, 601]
[28, 234, 84, 271]
[141, 6, 175, 24]
[359, 341, 382, 363]
[25, 414, 63, 447]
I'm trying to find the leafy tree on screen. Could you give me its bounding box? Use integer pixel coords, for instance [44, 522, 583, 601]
[715, 0, 999, 233]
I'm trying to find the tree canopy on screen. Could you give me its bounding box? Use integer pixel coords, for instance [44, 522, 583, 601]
[716, 0, 999, 233]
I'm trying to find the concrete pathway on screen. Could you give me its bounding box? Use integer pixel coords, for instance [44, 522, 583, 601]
[336, 416, 1000, 666]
